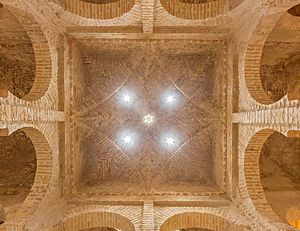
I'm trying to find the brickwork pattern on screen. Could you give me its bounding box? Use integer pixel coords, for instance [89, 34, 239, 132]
[243, 129, 283, 223]
[0, 129, 36, 217]
[51, 0, 135, 20]
[3, 6, 52, 102]
[50, 205, 143, 230]
[243, 0, 300, 105]
[160, 0, 226, 20]
[0, 7, 36, 99]
[52, 212, 135, 231]
[228, 0, 300, 230]
[0, 0, 63, 230]
[3, 127, 53, 230]
[0, 0, 300, 230]
[159, 212, 247, 231]
[67, 40, 227, 197]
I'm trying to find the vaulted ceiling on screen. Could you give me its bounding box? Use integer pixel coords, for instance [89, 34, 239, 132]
[0, 0, 300, 230]
[70, 41, 226, 197]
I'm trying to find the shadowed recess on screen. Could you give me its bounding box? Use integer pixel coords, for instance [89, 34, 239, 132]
[0, 130, 36, 223]
[0, 7, 35, 99]
[51, 0, 135, 19]
[51, 212, 136, 231]
[160, 212, 248, 230]
[245, 3, 300, 104]
[160, 0, 246, 20]
[260, 132, 300, 227]
[260, 8, 300, 102]
[288, 4, 300, 17]
[160, 0, 226, 20]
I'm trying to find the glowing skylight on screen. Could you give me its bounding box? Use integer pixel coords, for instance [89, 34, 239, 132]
[123, 135, 132, 144]
[166, 136, 175, 146]
[144, 114, 154, 125]
[123, 93, 131, 102]
[166, 94, 175, 104]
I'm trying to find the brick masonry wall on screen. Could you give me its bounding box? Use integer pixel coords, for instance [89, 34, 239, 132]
[260, 132, 300, 222]
[47, 204, 250, 231]
[0, 0, 64, 110]
[49, 0, 141, 27]
[1, 6, 53, 102]
[0, 0, 300, 230]
[51, 0, 135, 20]
[239, 0, 300, 109]
[0, 130, 36, 219]
[230, 0, 300, 230]
[0, 0, 64, 230]
[235, 126, 292, 231]
[0, 12, 36, 99]
[155, 206, 249, 230]
[159, 0, 226, 20]
[50, 205, 143, 230]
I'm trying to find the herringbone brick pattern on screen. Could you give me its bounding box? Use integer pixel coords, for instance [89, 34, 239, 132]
[73, 41, 224, 195]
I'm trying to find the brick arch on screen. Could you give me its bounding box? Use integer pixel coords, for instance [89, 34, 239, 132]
[3, 127, 53, 228]
[51, 212, 135, 231]
[160, 212, 247, 231]
[244, 0, 300, 104]
[244, 129, 288, 226]
[2, 5, 52, 101]
[51, 0, 135, 20]
[159, 0, 227, 20]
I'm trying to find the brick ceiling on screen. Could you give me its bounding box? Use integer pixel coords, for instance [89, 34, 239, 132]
[70, 41, 226, 197]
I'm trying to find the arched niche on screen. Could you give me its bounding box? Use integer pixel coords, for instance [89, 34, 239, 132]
[159, 0, 246, 20]
[51, 211, 135, 231]
[260, 131, 300, 229]
[0, 7, 35, 99]
[0, 5, 52, 101]
[259, 44, 288, 103]
[51, 0, 135, 20]
[0, 129, 36, 224]
[0, 127, 53, 228]
[244, 129, 300, 230]
[244, 2, 300, 104]
[160, 212, 248, 231]
[259, 10, 300, 102]
[160, 0, 225, 20]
